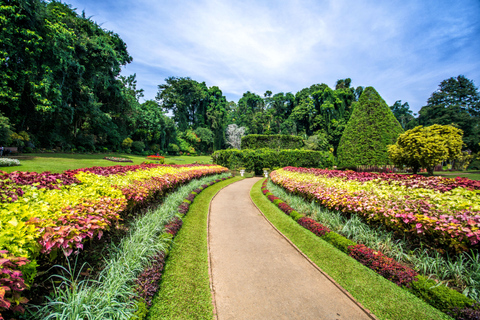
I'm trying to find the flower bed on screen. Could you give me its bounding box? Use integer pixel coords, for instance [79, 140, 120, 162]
[0, 163, 227, 316]
[0, 158, 20, 167]
[260, 178, 478, 318]
[104, 156, 133, 162]
[132, 175, 232, 314]
[146, 155, 165, 160]
[270, 167, 480, 253]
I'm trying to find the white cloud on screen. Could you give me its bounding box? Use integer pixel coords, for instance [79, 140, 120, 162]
[67, 0, 480, 112]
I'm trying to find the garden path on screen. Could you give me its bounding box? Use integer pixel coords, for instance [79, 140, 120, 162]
[208, 177, 375, 320]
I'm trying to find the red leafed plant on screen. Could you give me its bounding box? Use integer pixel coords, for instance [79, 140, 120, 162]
[267, 195, 279, 202]
[134, 252, 166, 307]
[0, 250, 29, 318]
[348, 244, 418, 287]
[297, 217, 331, 237]
[164, 216, 183, 236]
[277, 202, 294, 215]
[178, 201, 190, 215]
[31, 197, 126, 256]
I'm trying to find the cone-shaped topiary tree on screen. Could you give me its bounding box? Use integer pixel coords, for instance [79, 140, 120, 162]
[337, 87, 403, 167]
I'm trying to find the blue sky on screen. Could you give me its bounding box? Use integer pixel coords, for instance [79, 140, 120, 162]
[66, 0, 480, 113]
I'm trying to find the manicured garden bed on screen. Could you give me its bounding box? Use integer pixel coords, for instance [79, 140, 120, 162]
[0, 163, 228, 318]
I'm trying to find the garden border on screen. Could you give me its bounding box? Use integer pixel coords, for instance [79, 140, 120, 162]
[249, 178, 377, 320]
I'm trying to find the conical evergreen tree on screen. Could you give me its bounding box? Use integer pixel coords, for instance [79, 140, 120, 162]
[337, 87, 403, 167]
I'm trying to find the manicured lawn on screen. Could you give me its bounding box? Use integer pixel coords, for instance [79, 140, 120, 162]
[0, 153, 213, 173]
[147, 176, 243, 319]
[250, 179, 450, 320]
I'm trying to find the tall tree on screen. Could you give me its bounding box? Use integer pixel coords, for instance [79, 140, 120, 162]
[390, 100, 415, 130]
[156, 77, 208, 132]
[337, 87, 404, 167]
[418, 75, 480, 152]
[389, 124, 463, 175]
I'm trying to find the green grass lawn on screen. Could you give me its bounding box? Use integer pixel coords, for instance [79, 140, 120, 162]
[148, 176, 243, 319]
[0, 153, 213, 173]
[250, 179, 451, 320]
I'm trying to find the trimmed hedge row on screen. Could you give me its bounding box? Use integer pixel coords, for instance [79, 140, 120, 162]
[212, 148, 334, 174]
[241, 134, 304, 150]
[260, 179, 479, 319]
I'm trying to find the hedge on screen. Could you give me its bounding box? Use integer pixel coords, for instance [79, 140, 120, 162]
[241, 135, 304, 150]
[211, 148, 334, 174]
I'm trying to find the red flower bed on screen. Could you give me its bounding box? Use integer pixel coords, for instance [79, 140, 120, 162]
[134, 252, 165, 307]
[348, 244, 418, 287]
[277, 202, 294, 215]
[297, 217, 331, 237]
[146, 155, 165, 160]
[164, 216, 183, 236]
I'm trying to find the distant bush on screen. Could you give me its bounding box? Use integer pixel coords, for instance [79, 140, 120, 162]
[132, 141, 145, 153]
[241, 134, 304, 150]
[167, 143, 179, 155]
[122, 138, 133, 148]
[0, 158, 20, 167]
[212, 148, 334, 174]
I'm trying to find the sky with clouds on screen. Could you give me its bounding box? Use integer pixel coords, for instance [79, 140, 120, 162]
[66, 0, 480, 113]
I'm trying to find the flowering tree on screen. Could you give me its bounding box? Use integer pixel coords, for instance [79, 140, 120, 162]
[225, 124, 245, 149]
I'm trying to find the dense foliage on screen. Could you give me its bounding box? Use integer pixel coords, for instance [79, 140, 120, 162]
[337, 87, 404, 167]
[212, 149, 334, 174]
[388, 124, 464, 175]
[270, 167, 480, 253]
[241, 134, 304, 150]
[418, 75, 480, 153]
[261, 178, 480, 318]
[0, 163, 227, 316]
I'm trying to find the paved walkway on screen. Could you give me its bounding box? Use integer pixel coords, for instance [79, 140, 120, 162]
[208, 178, 375, 320]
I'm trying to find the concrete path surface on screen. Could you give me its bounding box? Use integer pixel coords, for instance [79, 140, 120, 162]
[208, 178, 375, 320]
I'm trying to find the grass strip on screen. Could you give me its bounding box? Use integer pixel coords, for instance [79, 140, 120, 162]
[147, 176, 243, 319]
[250, 179, 451, 320]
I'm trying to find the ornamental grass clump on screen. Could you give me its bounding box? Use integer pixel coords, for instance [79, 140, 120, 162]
[30, 172, 232, 320]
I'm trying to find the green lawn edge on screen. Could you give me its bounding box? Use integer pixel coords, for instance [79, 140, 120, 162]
[250, 179, 451, 320]
[147, 176, 243, 320]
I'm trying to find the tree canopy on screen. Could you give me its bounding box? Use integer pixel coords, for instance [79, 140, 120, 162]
[388, 124, 464, 175]
[418, 75, 480, 152]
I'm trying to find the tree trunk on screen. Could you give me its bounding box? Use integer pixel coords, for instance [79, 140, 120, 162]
[412, 165, 420, 174]
[427, 166, 434, 176]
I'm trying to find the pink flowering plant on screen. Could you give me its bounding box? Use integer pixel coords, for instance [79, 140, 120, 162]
[271, 167, 480, 253]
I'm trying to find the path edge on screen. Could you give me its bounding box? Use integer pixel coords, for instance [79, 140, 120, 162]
[250, 178, 378, 320]
[207, 177, 245, 320]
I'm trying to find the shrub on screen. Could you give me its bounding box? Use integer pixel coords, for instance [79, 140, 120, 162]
[132, 141, 146, 153]
[337, 87, 403, 167]
[297, 217, 331, 237]
[164, 216, 183, 236]
[168, 143, 179, 155]
[212, 148, 334, 174]
[348, 244, 418, 287]
[122, 138, 133, 148]
[241, 134, 304, 150]
[322, 232, 356, 253]
[448, 303, 480, 320]
[0, 158, 20, 167]
[277, 202, 294, 215]
[134, 252, 166, 308]
[407, 275, 476, 314]
[289, 210, 304, 221]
